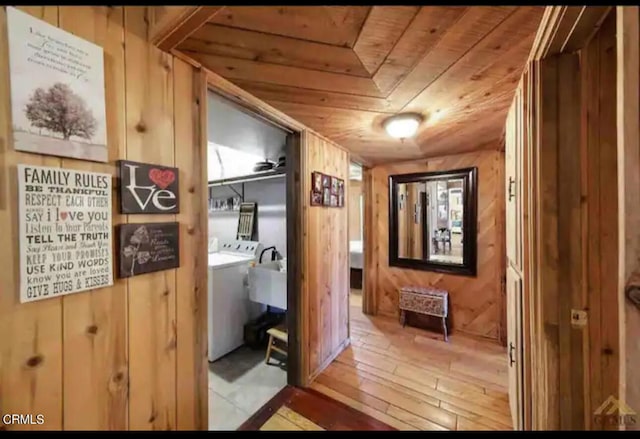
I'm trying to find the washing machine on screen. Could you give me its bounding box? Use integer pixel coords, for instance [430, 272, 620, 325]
[208, 239, 263, 362]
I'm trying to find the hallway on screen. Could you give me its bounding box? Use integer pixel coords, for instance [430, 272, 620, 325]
[310, 290, 512, 430]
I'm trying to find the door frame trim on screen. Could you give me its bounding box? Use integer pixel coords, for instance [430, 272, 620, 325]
[521, 5, 618, 430]
[204, 74, 305, 388]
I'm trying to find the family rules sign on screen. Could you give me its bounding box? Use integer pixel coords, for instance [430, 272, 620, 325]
[18, 164, 113, 303]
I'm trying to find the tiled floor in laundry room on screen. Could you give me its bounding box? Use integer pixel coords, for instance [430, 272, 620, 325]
[208, 346, 287, 431]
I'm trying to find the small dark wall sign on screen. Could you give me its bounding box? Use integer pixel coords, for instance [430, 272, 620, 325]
[118, 160, 179, 214]
[117, 222, 180, 278]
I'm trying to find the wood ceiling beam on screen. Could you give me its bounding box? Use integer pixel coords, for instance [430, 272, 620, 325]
[151, 6, 225, 52]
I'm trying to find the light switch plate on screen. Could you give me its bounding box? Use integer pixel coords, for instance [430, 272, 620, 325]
[571, 309, 588, 327]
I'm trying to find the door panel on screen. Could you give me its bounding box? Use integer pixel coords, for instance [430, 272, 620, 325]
[506, 265, 523, 429]
[505, 94, 522, 270]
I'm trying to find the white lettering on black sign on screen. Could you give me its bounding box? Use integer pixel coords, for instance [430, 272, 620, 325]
[118, 160, 179, 214]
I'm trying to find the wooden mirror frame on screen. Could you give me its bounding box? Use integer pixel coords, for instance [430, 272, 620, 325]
[388, 167, 478, 276]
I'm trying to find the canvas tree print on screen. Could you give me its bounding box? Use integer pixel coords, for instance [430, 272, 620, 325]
[6, 7, 108, 162]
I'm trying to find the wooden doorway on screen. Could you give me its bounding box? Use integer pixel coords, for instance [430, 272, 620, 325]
[505, 6, 625, 430]
[204, 75, 305, 392]
[205, 75, 303, 429]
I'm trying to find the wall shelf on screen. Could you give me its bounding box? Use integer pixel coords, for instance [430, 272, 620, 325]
[208, 167, 286, 187]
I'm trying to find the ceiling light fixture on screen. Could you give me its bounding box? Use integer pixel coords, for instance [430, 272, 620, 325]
[383, 113, 423, 139]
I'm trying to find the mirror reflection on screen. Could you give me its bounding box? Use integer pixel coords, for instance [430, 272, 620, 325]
[389, 167, 477, 276]
[396, 178, 464, 265]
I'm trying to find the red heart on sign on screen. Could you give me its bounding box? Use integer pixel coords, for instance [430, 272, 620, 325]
[60, 212, 68, 220]
[148, 168, 175, 189]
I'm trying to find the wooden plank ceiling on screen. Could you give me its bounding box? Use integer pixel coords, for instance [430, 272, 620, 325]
[176, 6, 544, 165]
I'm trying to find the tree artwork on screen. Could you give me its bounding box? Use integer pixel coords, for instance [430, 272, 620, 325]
[24, 82, 97, 141]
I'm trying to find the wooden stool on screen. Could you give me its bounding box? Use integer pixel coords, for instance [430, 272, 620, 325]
[399, 286, 449, 341]
[265, 326, 288, 365]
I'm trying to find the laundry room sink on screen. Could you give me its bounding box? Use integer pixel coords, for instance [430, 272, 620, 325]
[248, 261, 287, 310]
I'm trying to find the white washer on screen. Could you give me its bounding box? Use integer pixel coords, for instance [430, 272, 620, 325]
[208, 240, 263, 362]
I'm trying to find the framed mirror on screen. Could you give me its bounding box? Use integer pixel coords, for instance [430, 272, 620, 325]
[389, 167, 477, 276]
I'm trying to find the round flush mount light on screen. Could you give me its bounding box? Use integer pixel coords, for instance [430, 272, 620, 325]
[383, 113, 423, 139]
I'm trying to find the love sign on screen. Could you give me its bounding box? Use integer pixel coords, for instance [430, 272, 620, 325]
[118, 160, 180, 214]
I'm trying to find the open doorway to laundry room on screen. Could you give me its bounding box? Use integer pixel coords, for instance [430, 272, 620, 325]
[204, 89, 301, 431]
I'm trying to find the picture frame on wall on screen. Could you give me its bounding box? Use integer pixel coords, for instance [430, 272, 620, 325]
[312, 171, 345, 208]
[331, 176, 339, 195]
[323, 188, 331, 206]
[17, 165, 114, 303]
[312, 172, 323, 193]
[322, 174, 331, 189]
[311, 191, 323, 206]
[6, 7, 109, 163]
[118, 160, 179, 214]
[117, 222, 180, 278]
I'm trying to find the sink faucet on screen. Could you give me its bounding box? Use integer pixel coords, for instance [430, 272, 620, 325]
[259, 246, 279, 263]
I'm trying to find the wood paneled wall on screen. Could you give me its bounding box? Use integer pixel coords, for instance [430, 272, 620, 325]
[348, 179, 362, 241]
[302, 132, 350, 383]
[514, 7, 625, 429]
[580, 12, 620, 428]
[0, 6, 208, 430]
[617, 6, 640, 429]
[364, 149, 505, 342]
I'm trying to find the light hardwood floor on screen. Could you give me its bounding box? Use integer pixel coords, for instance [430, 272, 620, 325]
[260, 406, 325, 431]
[240, 385, 397, 430]
[311, 289, 513, 431]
